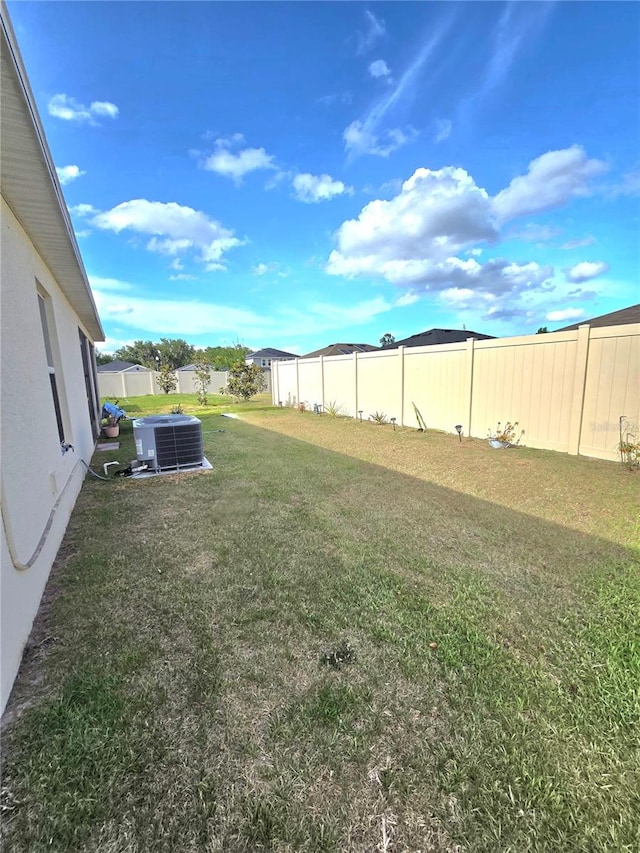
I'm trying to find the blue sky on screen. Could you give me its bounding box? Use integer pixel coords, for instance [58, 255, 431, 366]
[9, 1, 639, 354]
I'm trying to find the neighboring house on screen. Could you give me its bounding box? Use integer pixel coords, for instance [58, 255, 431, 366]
[246, 348, 297, 369]
[554, 304, 640, 332]
[386, 328, 495, 349]
[1, 6, 105, 713]
[97, 359, 151, 373]
[301, 343, 379, 358]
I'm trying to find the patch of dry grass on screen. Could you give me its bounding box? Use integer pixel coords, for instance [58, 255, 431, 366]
[242, 407, 640, 550]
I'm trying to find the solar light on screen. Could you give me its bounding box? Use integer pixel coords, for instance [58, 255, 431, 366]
[358, 410, 363, 422]
[455, 424, 463, 442]
[391, 417, 397, 431]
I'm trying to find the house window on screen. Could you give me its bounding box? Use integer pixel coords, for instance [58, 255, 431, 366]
[37, 289, 65, 443]
[79, 329, 100, 435]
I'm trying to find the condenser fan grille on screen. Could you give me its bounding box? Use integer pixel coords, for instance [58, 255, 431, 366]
[155, 423, 203, 468]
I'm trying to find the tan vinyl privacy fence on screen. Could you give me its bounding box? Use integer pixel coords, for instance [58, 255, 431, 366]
[272, 324, 640, 461]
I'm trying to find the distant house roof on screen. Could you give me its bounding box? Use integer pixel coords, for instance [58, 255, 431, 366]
[555, 303, 640, 331]
[301, 343, 379, 358]
[177, 363, 223, 371]
[97, 360, 150, 373]
[247, 348, 297, 359]
[387, 328, 495, 349]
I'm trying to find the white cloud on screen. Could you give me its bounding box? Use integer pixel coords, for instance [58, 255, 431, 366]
[89, 276, 393, 338]
[559, 235, 596, 250]
[90, 101, 119, 119]
[508, 223, 561, 243]
[494, 145, 608, 224]
[48, 93, 119, 124]
[325, 158, 570, 315]
[395, 291, 419, 307]
[304, 296, 391, 327]
[461, 3, 554, 121]
[69, 203, 98, 217]
[292, 173, 351, 203]
[56, 165, 85, 185]
[345, 20, 451, 160]
[565, 261, 610, 283]
[252, 263, 269, 276]
[328, 166, 497, 276]
[343, 120, 417, 158]
[369, 59, 391, 80]
[96, 336, 135, 353]
[604, 169, 640, 198]
[356, 10, 386, 54]
[546, 308, 586, 323]
[433, 119, 452, 143]
[92, 199, 242, 270]
[202, 136, 276, 183]
[90, 276, 134, 293]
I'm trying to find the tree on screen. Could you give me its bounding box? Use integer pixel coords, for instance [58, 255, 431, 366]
[157, 363, 177, 394]
[113, 340, 160, 368]
[193, 360, 212, 405]
[379, 333, 396, 348]
[112, 338, 195, 369]
[227, 362, 265, 400]
[536, 326, 549, 334]
[157, 338, 196, 370]
[199, 344, 251, 370]
[95, 351, 114, 365]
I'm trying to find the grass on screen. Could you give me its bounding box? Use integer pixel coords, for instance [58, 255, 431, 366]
[105, 390, 274, 417]
[2, 400, 639, 852]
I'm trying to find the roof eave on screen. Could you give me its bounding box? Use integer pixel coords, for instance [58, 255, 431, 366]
[0, 3, 104, 342]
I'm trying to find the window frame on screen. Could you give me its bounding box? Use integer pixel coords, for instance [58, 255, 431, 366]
[36, 285, 68, 446]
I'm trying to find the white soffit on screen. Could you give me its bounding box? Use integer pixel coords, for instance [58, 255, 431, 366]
[0, 4, 104, 342]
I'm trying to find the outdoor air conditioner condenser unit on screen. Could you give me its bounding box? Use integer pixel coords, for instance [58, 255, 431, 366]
[133, 414, 204, 472]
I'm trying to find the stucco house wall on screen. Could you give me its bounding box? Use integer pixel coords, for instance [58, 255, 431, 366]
[1, 4, 104, 714]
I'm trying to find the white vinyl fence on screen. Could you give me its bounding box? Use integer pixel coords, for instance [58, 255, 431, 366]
[273, 323, 640, 462]
[98, 369, 229, 399]
[98, 367, 272, 400]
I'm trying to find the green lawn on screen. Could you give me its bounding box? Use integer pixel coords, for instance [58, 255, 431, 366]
[2, 400, 639, 852]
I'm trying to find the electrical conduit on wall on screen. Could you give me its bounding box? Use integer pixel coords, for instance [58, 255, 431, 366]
[1, 458, 86, 571]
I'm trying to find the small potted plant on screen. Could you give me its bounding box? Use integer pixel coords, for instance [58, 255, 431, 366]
[101, 400, 126, 438]
[488, 421, 523, 448]
[101, 414, 120, 438]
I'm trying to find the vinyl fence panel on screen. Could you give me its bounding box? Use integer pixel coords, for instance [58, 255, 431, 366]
[273, 323, 640, 461]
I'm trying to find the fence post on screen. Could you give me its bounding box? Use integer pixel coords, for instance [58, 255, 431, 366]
[465, 337, 476, 438]
[399, 346, 405, 426]
[320, 355, 325, 409]
[121, 372, 127, 398]
[295, 358, 300, 407]
[353, 351, 358, 419]
[568, 324, 591, 456]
